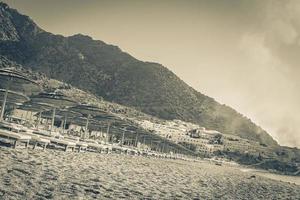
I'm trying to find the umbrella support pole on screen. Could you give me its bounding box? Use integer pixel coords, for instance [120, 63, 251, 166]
[135, 133, 139, 147]
[0, 86, 9, 121]
[162, 141, 165, 153]
[121, 130, 125, 147]
[36, 112, 42, 128]
[63, 117, 67, 134]
[29, 111, 33, 122]
[25, 111, 29, 120]
[106, 123, 110, 143]
[84, 114, 90, 139]
[50, 108, 56, 135]
[143, 137, 146, 145]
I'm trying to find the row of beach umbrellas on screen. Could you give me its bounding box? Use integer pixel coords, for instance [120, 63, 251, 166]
[0, 68, 146, 145]
[0, 68, 194, 154]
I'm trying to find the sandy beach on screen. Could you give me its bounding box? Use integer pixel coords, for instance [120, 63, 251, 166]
[0, 147, 299, 200]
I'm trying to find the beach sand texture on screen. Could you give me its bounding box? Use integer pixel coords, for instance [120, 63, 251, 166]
[0, 148, 299, 200]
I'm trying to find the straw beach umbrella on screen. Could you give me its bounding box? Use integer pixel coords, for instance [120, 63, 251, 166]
[18, 102, 55, 126]
[0, 89, 29, 104]
[0, 89, 30, 120]
[70, 104, 112, 137]
[52, 109, 82, 133]
[0, 68, 40, 121]
[0, 68, 40, 95]
[30, 92, 77, 134]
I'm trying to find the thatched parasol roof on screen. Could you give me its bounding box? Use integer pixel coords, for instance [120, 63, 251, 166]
[31, 92, 77, 108]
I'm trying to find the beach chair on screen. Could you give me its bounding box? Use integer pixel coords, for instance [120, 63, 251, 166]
[47, 137, 77, 152]
[87, 142, 109, 153]
[76, 141, 88, 152]
[112, 145, 123, 154]
[2, 124, 51, 151]
[22, 131, 50, 150]
[64, 136, 88, 152]
[31, 130, 73, 151]
[32, 137, 50, 150]
[0, 129, 31, 148]
[104, 144, 111, 153]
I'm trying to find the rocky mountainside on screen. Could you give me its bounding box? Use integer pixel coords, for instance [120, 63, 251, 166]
[0, 2, 277, 146]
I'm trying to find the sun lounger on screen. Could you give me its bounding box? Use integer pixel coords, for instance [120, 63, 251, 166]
[0, 121, 14, 129]
[32, 137, 50, 150]
[111, 145, 123, 153]
[106, 144, 113, 152]
[87, 142, 99, 149]
[87, 142, 103, 150]
[63, 136, 88, 152]
[31, 130, 75, 152]
[20, 131, 50, 150]
[87, 142, 110, 153]
[75, 141, 88, 152]
[32, 130, 60, 137]
[0, 122, 49, 150]
[121, 147, 131, 154]
[128, 149, 138, 155]
[48, 137, 76, 152]
[0, 129, 31, 148]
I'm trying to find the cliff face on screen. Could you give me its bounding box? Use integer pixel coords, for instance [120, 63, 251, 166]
[0, 2, 277, 146]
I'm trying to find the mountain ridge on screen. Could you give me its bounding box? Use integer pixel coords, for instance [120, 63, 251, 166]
[0, 2, 277, 146]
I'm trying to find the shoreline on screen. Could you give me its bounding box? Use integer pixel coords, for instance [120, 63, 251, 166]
[203, 157, 300, 184]
[238, 167, 300, 186]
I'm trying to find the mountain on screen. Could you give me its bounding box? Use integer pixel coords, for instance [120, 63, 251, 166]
[0, 2, 277, 146]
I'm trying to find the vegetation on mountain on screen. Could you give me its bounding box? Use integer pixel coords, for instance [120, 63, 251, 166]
[0, 2, 277, 146]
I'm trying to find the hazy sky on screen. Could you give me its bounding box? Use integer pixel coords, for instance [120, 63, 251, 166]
[3, 0, 300, 147]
